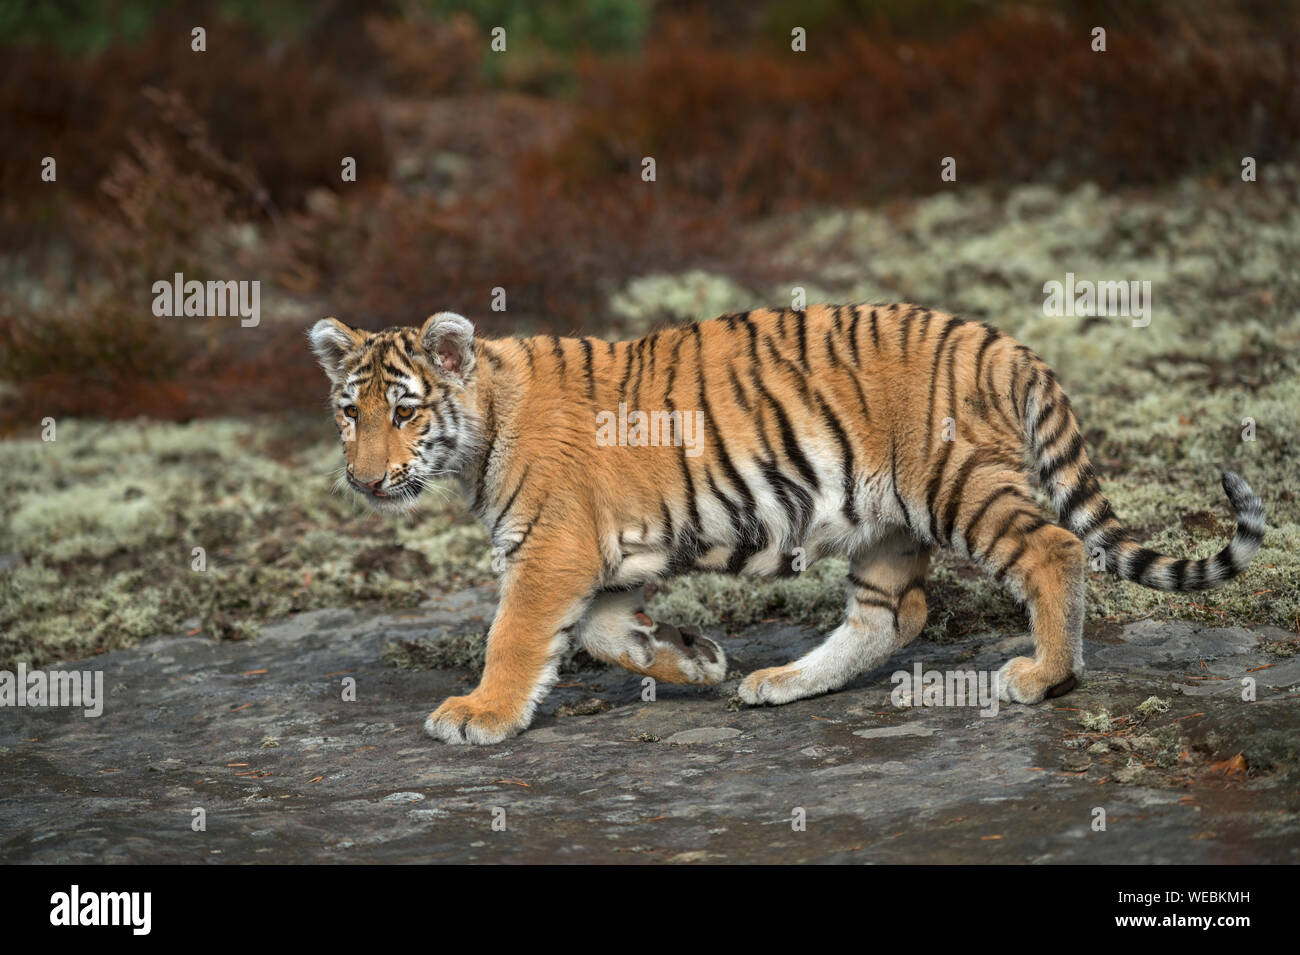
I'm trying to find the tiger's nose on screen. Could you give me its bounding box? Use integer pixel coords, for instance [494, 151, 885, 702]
[355, 474, 385, 489]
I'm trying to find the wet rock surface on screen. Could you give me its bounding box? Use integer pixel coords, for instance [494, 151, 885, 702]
[2, 586, 1298, 863]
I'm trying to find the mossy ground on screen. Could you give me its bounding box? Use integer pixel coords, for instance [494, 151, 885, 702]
[0, 417, 494, 668]
[2, 169, 1297, 668]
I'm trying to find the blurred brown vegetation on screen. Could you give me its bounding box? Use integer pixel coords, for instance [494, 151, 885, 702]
[2, 0, 1297, 428]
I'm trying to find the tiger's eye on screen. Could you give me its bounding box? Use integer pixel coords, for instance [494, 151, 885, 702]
[396, 406, 414, 419]
[343, 405, 358, 419]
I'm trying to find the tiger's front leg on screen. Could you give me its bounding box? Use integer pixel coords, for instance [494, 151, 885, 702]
[424, 549, 597, 745]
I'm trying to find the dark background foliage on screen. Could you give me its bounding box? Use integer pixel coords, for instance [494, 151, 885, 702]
[2, 0, 1296, 424]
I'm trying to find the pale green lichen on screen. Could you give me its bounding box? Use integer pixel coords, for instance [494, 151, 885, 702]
[1135, 696, 1172, 719]
[3, 167, 1299, 668]
[0, 415, 492, 669]
[607, 270, 758, 334]
[1080, 709, 1114, 732]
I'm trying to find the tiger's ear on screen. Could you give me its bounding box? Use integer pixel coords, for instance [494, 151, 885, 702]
[309, 317, 364, 384]
[420, 312, 477, 385]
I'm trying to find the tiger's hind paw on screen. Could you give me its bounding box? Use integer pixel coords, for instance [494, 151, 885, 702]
[996, 656, 1082, 704]
[622, 619, 727, 685]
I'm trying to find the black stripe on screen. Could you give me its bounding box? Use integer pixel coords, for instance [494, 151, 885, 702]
[492, 464, 531, 534]
[823, 329, 840, 368]
[972, 324, 1000, 386]
[847, 367, 871, 423]
[762, 334, 812, 404]
[981, 348, 1022, 435]
[740, 314, 761, 366]
[938, 452, 987, 544]
[618, 340, 635, 400]
[1170, 558, 1189, 590]
[889, 440, 913, 532]
[1214, 546, 1238, 577]
[664, 333, 701, 539]
[1032, 398, 1059, 442]
[858, 597, 898, 613]
[550, 335, 567, 380]
[820, 329, 871, 422]
[746, 341, 816, 538]
[899, 579, 926, 600]
[1125, 547, 1160, 583]
[1234, 525, 1264, 546]
[982, 508, 1034, 560]
[816, 392, 859, 524]
[728, 367, 751, 412]
[1039, 433, 1085, 484]
[752, 375, 820, 491]
[1008, 359, 1033, 425]
[501, 514, 540, 559]
[848, 306, 862, 365]
[924, 446, 956, 542]
[629, 337, 647, 411]
[1018, 366, 1041, 427]
[1037, 411, 1075, 455]
[993, 541, 1028, 582]
[581, 338, 595, 401]
[659, 498, 675, 547]
[1074, 497, 1116, 540]
[380, 359, 411, 381]
[694, 330, 764, 568]
[471, 390, 499, 511]
[666, 528, 704, 575]
[645, 330, 660, 396]
[914, 307, 933, 343]
[1018, 515, 1050, 536]
[961, 485, 1020, 548]
[923, 318, 963, 459]
[759, 458, 812, 538]
[1060, 479, 1099, 525]
[921, 328, 965, 538]
[847, 573, 893, 599]
[1211, 548, 1232, 579]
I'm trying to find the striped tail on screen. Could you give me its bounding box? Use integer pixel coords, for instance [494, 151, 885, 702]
[1024, 367, 1266, 592]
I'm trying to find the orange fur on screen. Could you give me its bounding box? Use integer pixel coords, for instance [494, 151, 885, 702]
[309, 304, 1265, 744]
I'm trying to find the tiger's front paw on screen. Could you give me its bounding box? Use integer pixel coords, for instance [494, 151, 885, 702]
[424, 693, 525, 745]
[738, 665, 807, 705]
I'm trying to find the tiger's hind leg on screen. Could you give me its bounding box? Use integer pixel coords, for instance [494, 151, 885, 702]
[574, 588, 727, 685]
[959, 486, 1086, 702]
[739, 531, 931, 705]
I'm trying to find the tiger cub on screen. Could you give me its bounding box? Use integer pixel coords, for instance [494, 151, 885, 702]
[309, 305, 1265, 744]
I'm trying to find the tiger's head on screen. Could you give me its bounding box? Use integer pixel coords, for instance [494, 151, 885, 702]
[309, 312, 480, 514]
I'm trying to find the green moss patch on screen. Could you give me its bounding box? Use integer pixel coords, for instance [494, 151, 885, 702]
[0, 416, 491, 669]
